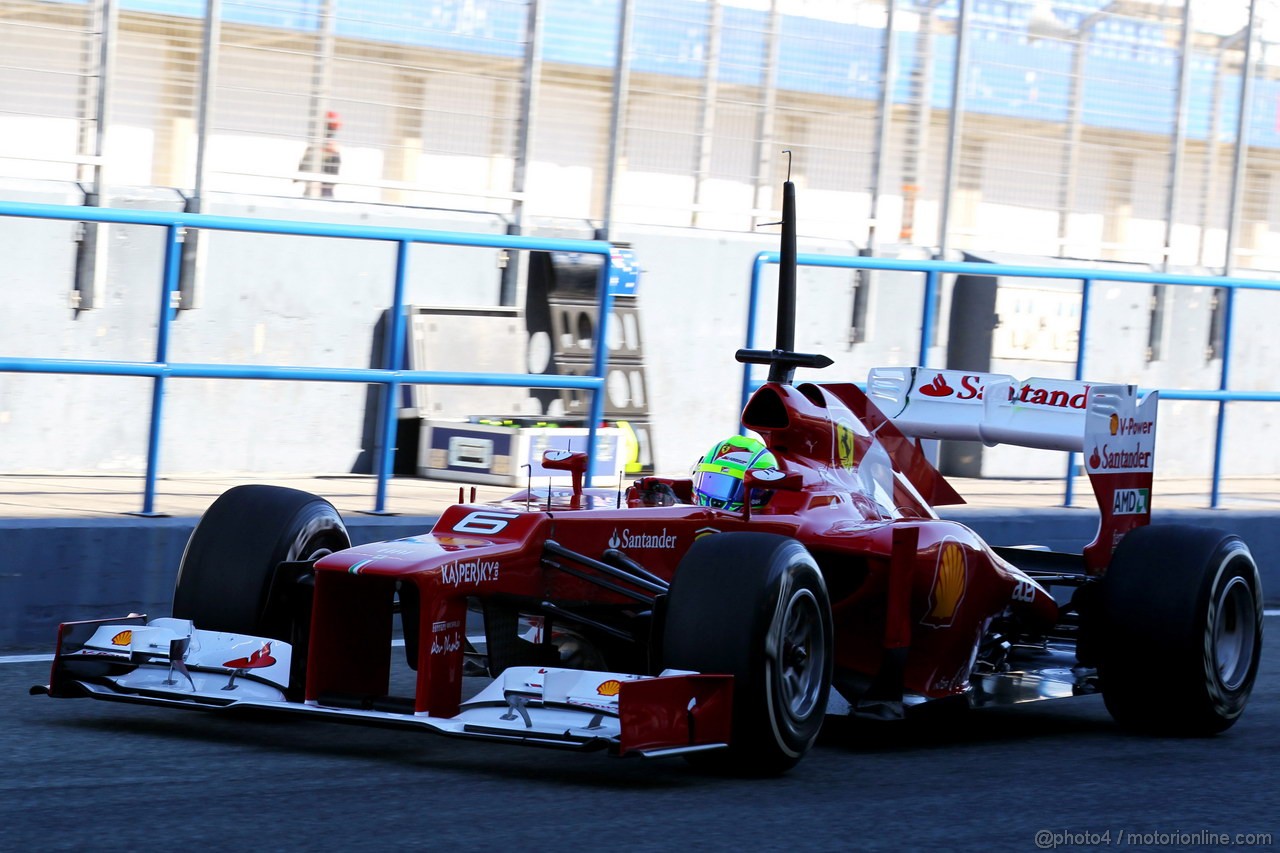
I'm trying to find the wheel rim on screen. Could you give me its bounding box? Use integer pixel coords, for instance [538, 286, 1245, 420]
[777, 587, 825, 721]
[287, 511, 348, 564]
[1213, 575, 1257, 692]
[303, 542, 339, 561]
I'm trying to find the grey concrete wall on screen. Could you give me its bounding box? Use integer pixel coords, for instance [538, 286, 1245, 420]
[2, 509, 1273, 652]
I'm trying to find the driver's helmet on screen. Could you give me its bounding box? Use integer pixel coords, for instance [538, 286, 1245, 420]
[692, 435, 778, 510]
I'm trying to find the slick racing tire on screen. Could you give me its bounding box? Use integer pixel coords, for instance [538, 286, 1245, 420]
[663, 532, 833, 775]
[1099, 524, 1263, 735]
[173, 485, 350, 640]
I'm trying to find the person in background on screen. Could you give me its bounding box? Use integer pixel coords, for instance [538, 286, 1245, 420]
[299, 110, 342, 198]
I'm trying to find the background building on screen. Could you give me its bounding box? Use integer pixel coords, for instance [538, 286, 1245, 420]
[6, 0, 1280, 261]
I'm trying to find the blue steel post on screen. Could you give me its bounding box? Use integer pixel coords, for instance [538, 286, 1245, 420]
[739, 252, 769, 418]
[374, 240, 411, 513]
[586, 250, 616, 483]
[918, 269, 939, 367]
[140, 224, 184, 516]
[1063, 278, 1093, 507]
[1211, 285, 1237, 508]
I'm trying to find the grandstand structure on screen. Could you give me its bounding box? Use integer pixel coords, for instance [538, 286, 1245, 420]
[1, 0, 1277, 270]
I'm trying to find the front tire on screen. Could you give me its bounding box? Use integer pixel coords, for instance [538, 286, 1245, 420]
[1099, 524, 1263, 735]
[172, 485, 350, 640]
[663, 533, 833, 774]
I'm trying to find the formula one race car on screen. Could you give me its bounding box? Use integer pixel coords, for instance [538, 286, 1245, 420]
[34, 182, 1264, 774]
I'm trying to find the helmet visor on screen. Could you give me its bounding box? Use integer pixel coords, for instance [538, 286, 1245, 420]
[695, 470, 745, 508]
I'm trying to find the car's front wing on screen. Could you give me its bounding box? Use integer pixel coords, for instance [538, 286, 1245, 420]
[32, 615, 734, 759]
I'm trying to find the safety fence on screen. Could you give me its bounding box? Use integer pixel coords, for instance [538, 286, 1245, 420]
[4, 200, 1280, 513]
[742, 252, 1280, 508]
[0, 200, 617, 515]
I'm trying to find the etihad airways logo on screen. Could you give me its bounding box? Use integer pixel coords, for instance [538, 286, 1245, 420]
[608, 528, 678, 550]
[917, 373, 1089, 409]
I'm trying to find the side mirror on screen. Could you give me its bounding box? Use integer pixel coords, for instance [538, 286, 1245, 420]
[744, 467, 802, 493]
[541, 449, 588, 502]
[741, 467, 802, 521]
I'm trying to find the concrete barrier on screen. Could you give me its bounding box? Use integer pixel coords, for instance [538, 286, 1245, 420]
[0, 516, 436, 651]
[1, 509, 1274, 651]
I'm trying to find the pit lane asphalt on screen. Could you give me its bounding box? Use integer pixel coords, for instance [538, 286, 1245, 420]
[2, 623, 1276, 851]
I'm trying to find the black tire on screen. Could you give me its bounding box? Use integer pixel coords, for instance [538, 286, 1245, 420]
[172, 485, 350, 640]
[1099, 524, 1263, 735]
[663, 532, 833, 774]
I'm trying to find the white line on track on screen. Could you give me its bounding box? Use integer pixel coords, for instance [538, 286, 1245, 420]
[3, 614, 1278, 665]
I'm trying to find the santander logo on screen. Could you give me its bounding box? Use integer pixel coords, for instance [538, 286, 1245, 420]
[1089, 443, 1153, 472]
[917, 372, 1089, 410]
[919, 374, 954, 397]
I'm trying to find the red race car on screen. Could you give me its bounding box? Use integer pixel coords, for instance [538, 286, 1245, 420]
[34, 182, 1263, 774]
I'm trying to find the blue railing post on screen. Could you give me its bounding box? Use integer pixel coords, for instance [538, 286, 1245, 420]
[739, 252, 769, 419]
[585, 250, 616, 482]
[919, 269, 939, 368]
[1063, 277, 1093, 508]
[373, 240, 411, 514]
[1211, 286, 1238, 509]
[139, 223, 185, 516]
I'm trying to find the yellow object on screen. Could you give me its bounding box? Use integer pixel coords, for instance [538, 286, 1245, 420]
[616, 420, 641, 474]
[926, 542, 967, 625]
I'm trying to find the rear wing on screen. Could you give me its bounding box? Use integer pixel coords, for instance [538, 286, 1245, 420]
[866, 367, 1158, 572]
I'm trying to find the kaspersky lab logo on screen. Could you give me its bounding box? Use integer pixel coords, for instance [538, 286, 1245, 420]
[1112, 488, 1149, 515]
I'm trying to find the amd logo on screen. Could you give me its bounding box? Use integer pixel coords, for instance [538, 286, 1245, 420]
[1112, 488, 1150, 516]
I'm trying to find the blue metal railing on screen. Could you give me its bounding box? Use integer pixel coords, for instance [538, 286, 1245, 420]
[0, 200, 617, 515]
[743, 252, 1280, 509]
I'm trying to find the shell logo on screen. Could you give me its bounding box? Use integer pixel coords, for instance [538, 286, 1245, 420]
[596, 679, 622, 697]
[111, 630, 133, 646]
[1109, 413, 1120, 436]
[434, 535, 491, 549]
[922, 541, 966, 628]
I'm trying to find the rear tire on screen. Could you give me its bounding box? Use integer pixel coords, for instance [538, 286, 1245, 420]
[172, 485, 350, 640]
[663, 532, 833, 774]
[1099, 524, 1263, 735]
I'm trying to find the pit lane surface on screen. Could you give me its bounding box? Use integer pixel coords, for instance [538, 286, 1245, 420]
[3, 625, 1277, 851]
